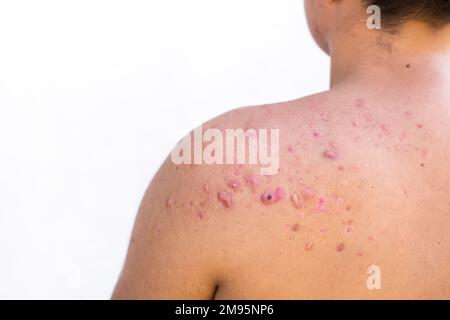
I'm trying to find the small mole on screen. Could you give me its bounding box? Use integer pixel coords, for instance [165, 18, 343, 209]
[131, 237, 135, 244]
[406, 64, 411, 68]
[421, 163, 425, 167]
[313, 131, 323, 138]
[336, 243, 346, 252]
[197, 211, 205, 220]
[291, 224, 300, 232]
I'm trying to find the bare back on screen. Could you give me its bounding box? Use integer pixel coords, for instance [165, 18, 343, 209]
[113, 88, 450, 299]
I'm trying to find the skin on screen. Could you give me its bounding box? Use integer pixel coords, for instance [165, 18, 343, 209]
[113, 0, 450, 299]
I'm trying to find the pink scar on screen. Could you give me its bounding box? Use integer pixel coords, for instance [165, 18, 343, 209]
[244, 174, 261, 189]
[290, 192, 303, 209]
[305, 241, 314, 251]
[355, 98, 366, 108]
[300, 186, 316, 200]
[260, 187, 287, 205]
[323, 150, 339, 160]
[165, 198, 175, 208]
[217, 191, 233, 208]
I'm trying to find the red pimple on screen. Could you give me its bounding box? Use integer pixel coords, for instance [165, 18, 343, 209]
[336, 243, 346, 252]
[275, 187, 287, 199]
[320, 113, 330, 121]
[315, 197, 327, 212]
[287, 144, 294, 153]
[217, 191, 233, 208]
[227, 179, 241, 192]
[356, 248, 364, 257]
[323, 150, 339, 160]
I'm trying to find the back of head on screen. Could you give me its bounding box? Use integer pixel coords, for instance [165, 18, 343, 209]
[363, 0, 450, 28]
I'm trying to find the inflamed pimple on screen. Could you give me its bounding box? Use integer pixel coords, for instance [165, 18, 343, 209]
[323, 150, 338, 160]
[315, 197, 327, 212]
[260, 187, 287, 205]
[217, 191, 233, 208]
[287, 145, 294, 153]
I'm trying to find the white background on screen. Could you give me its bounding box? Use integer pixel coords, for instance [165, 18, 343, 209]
[0, 0, 328, 299]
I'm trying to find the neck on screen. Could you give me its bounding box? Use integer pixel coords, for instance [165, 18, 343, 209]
[329, 22, 450, 97]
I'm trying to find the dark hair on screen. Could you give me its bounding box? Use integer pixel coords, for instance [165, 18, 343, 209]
[363, 0, 450, 28]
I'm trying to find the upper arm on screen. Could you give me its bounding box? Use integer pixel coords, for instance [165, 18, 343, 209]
[112, 158, 226, 299]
